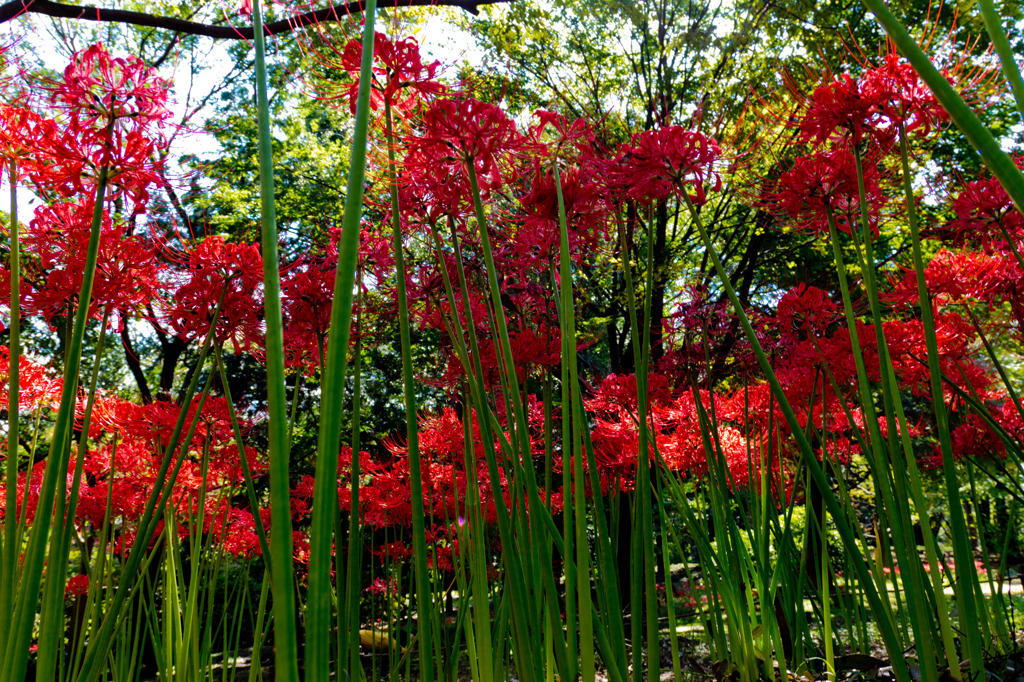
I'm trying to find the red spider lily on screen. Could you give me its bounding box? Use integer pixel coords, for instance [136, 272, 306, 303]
[72, 395, 271, 551]
[220, 508, 263, 558]
[883, 311, 1000, 405]
[54, 43, 172, 129]
[359, 408, 521, 528]
[64, 574, 89, 600]
[339, 32, 444, 114]
[652, 393, 713, 476]
[508, 325, 562, 371]
[0, 346, 62, 412]
[774, 284, 840, 340]
[42, 123, 163, 212]
[163, 236, 265, 354]
[652, 286, 759, 385]
[528, 110, 597, 156]
[942, 159, 1024, 254]
[515, 163, 610, 267]
[405, 96, 524, 202]
[412, 408, 469, 464]
[0, 104, 163, 212]
[858, 54, 949, 140]
[19, 201, 159, 325]
[798, 74, 895, 150]
[885, 249, 1017, 307]
[764, 148, 883, 237]
[360, 465, 414, 529]
[2, 43, 175, 212]
[919, 403, 1020, 469]
[611, 126, 722, 205]
[0, 104, 60, 172]
[0, 459, 46, 524]
[281, 253, 338, 371]
[812, 320, 882, 387]
[395, 147, 475, 223]
[365, 577, 398, 595]
[585, 372, 673, 414]
[589, 411, 649, 491]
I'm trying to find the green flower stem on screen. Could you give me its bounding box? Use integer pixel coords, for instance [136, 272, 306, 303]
[466, 162, 549, 682]
[896, 122, 960, 674]
[860, 0, 1024, 213]
[2, 163, 108, 682]
[37, 306, 110, 682]
[554, 166, 625, 681]
[216, 353, 272, 564]
[342, 319, 363, 678]
[428, 222, 499, 680]
[977, 0, 1024, 126]
[822, 209, 895, 568]
[613, 211, 652, 675]
[0, 158, 20, 667]
[681, 194, 910, 682]
[849, 146, 937, 680]
[551, 162, 595, 682]
[657, 500, 682, 682]
[615, 205, 659, 682]
[381, 99, 435, 682]
[75, 290, 224, 682]
[248, 0, 299, 677]
[428, 221, 517, 650]
[305, 0, 376, 675]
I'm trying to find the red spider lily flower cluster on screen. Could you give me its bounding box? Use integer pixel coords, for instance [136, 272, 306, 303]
[612, 126, 722, 205]
[797, 56, 947, 151]
[163, 237, 265, 355]
[761, 55, 951, 240]
[339, 32, 445, 114]
[404, 96, 524, 205]
[2, 43, 173, 213]
[54, 43, 171, 127]
[20, 201, 159, 326]
[941, 157, 1024, 253]
[763, 148, 884, 237]
[3, 32, 1021, 609]
[280, 255, 336, 371]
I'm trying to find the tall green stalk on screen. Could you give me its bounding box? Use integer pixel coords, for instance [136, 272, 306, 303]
[37, 307, 111, 682]
[859, 0, 1024, 213]
[552, 162, 595, 682]
[2, 163, 108, 682]
[248, 0, 299, 678]
[976, 0, 1024, 125]
[464, 162, 551, 682]
[381, 99, 435, 682]
[895, 120, 960, 674]
[680, 193, 911, 682]
[0, 158, 20, 668]
[340, 320, 364, 680]
[305, 0, 377, 677]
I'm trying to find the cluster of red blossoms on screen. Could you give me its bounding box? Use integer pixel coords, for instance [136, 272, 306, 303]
[0, 32, 1020, 580]
[761, 53, 954, 238]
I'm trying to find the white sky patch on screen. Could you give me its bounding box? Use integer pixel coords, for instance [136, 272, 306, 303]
[415, 10, 486, 71]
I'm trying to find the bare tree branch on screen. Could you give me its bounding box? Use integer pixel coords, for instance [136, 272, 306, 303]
[0, 0, 507, 39]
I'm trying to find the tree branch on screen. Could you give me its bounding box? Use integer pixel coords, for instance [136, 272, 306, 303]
[120, 320, 154, 404]
[0, 0, 507, 39]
